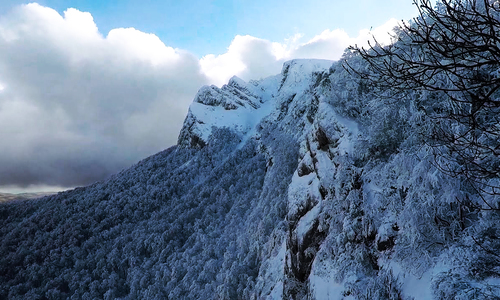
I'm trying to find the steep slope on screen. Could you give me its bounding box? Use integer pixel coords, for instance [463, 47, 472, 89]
[0, 59, 331, 299]
[0, 55, 499, 300]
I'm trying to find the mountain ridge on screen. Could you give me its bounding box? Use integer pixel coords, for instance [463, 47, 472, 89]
[177, 59, 332, 149]
[0, 192, 55, 203]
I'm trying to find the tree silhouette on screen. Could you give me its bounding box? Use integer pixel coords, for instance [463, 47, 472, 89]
[347, 0, 500, 206]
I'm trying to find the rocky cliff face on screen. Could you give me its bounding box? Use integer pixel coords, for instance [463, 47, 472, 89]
[177, 59, 332, 149]
[176, 59, 365, 299]
[177, 57, 500, 299]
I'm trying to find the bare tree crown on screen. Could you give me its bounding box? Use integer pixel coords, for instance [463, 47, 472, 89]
[347, 0, 500, 204]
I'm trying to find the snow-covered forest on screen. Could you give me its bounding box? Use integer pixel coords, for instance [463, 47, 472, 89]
[1, 0, 500, 299]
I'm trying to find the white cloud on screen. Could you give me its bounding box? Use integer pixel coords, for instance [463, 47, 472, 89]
[0, 3, 401, 190]
[106, 27, 180, 66]
[200, 35, 285, 86]
[0, 3, 208, 188]
[290, 28, 352, 60]
[200, 19, 400, 85]
[289, 18, 401, 61]
[355, 18, 402, 46]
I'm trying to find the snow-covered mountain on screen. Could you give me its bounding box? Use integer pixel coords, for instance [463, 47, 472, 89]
[1, 53, 499, 300]
[177, 59, 332, 149]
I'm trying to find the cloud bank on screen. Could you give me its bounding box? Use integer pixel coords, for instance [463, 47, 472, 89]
[0, 3, 399, 190]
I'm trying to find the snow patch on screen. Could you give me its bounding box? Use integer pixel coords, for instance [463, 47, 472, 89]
[309, 272, 354, 300]
[296, 204, 321, 246]
[258, 240, 287, 300]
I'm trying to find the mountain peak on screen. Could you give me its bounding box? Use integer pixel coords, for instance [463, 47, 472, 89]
[177, 59, 333, 148]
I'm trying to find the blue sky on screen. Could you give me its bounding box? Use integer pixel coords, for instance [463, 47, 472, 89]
[1, 0, 419, 56]
[0, 0, 425, 193]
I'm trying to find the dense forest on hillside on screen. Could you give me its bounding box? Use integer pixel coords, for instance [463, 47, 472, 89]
[0, 128, 299, 299]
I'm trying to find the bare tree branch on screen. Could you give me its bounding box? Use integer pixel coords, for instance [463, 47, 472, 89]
[345, 0, 500, 202]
